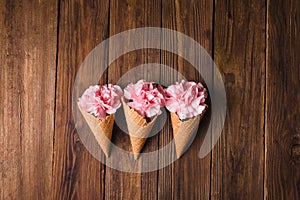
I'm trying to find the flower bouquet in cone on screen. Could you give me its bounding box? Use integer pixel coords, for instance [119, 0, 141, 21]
[122, 80, 165, 159]
[78, 84, 123, 157]
[165, 80, 208, 158]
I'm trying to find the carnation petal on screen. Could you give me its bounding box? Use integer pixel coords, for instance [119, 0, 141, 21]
[165, 80, 207, 120]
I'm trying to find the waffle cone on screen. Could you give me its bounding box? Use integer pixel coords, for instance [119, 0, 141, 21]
[170, 112, 205, 158]
[78, 104, 114, 157]
[121, 98, 158, 159]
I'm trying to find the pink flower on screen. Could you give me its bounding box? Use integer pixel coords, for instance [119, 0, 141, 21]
[165, 80, 207, 120]
[124, 80, 165, 118]
[78, 84, 123, 120]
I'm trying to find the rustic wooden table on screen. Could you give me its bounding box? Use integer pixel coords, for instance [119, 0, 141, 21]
[1, 0, 299, 199]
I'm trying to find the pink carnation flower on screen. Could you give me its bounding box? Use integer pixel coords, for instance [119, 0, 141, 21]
[124, 80, 165, 118]
[78, 84, 123, 120]
[165, 80, 207, 120]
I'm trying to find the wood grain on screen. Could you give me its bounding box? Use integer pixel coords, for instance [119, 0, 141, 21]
[211, 0, 266, 199]
[52, 0, 109, 199]
[1, 0, 299, 199]
[159, 0, 213, 199]
[265, 0, 300, 199]
[105, 0, 161, 199]
[0, 0, 57, 199]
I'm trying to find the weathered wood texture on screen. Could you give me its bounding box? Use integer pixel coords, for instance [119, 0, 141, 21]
[106, 0, 161, 199]
[0, 0, 299, 199]
[211, 0, 266, 199]
[0, 0, 58, 199]
[159, 0, 213, 199]
[52, 0, 109, 199]
[265, 0, 300, 199]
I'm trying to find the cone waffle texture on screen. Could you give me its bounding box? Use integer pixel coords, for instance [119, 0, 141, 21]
[78, 104, 114, 157]
[121, 98, 158, 159]
[170, 111, 205, 158]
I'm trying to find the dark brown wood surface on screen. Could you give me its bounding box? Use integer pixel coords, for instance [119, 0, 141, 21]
[159, 0, 213, 199]
[266, 0, 300, 199]
[211, 0, 266, 199]
[0, 0, 299, 199]
[53, 1, 109, 199]
[0, 0, 58, 199]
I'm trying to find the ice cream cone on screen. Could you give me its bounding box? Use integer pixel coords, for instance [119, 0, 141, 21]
[121, 97, 158, 159]
[78, 104, 114, 157]
[170, 111, 205, 158]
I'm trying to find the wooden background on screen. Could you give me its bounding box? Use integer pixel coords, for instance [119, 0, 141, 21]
[1, 0, 299, 199]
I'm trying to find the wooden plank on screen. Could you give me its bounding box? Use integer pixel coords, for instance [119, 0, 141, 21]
[105, 0, 161, 199]
[0, 0, 57, 199]
[159, 0, 213, 199]
[52, 0, 109, 199]
[211, 0, 266, 199]
[265, 0, 300, 199]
